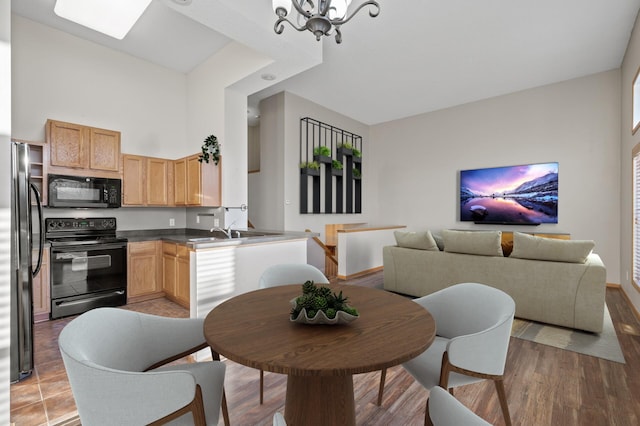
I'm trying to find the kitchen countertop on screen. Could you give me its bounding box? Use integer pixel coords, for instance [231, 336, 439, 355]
[118, 228, 317, 249]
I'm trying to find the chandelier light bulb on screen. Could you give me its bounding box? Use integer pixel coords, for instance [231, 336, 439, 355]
[328, 0, 348, 20]
[272, 0, 292, 16]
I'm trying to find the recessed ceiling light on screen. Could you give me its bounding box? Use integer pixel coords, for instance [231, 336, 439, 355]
[54, 0, 152, 40]
[261, 73, 277, 81]
[171, 0, 193, 5]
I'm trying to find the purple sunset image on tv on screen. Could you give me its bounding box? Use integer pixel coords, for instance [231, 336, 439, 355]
[459, 162, 558, 224]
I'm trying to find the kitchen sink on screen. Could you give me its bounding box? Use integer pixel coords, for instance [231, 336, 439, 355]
[187, 237, 220, 242]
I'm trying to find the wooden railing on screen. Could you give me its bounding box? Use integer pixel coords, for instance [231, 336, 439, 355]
[305, 229, 338, 278]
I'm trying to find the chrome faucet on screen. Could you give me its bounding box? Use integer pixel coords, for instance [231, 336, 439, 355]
[210, 220, 237, 239]
[209, 226, 232, 239]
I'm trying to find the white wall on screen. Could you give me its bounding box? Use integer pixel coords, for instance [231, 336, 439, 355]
[251, 93, 285, 230]
[11, 15, 188, 159]
[370, 70, 622, 284]
[621, 13, 640, 313]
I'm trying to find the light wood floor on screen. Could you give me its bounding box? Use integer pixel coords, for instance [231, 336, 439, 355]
[10, 272, 640, 425]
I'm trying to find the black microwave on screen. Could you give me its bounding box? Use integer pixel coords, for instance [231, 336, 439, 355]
[48, 174, 121, 208]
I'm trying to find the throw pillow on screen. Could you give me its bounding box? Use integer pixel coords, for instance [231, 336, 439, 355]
[442, 229, 503, 257]
[510, 232, 594, 263]
[431, 231, 445, 251]
[394, 230, 439, 251]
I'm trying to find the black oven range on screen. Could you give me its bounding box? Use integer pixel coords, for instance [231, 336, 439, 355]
[46, 217, 127, 319]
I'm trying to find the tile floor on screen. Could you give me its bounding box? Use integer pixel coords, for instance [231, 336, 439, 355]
[10, 298, 189, 426]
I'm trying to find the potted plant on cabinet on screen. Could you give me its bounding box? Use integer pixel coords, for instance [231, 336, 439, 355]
[198, 134, 220, 165]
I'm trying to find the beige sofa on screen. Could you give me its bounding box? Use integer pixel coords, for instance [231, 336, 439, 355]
[383, 230, 607, 333]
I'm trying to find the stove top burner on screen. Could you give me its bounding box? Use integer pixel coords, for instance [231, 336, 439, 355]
[45, 217, 125, 247]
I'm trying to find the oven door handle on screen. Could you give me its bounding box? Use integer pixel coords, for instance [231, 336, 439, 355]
[51, 242, 127, 253]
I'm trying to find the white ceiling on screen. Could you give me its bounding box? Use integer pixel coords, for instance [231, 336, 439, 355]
[11, 0, 640, 125]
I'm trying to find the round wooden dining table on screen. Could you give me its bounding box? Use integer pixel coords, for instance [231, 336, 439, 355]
[204, 284, 435, 426]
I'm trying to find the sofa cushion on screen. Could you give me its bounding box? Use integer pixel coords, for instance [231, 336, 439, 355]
[442, 229, 503, 257]
[510, 232, 594, 263]
[394, 231, 439, 251]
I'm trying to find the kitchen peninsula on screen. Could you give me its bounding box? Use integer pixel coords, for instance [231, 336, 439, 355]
[120, 228, 314, 319]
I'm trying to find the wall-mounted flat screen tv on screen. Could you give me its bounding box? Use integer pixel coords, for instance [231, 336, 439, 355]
[460, 162, 558, 224]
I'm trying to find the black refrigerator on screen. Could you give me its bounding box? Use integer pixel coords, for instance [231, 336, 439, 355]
[10, 141, 44, 382]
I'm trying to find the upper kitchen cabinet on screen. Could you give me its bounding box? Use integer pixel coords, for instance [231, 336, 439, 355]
[46, 119, 121, 177]
[174, 154, 221, 207]
[122, 154, 173, 206]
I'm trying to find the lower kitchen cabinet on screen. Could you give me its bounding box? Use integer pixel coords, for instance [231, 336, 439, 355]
[127, 241, 163, 303]
[33, 247, 50, 323]
[162, 242, 190, 309]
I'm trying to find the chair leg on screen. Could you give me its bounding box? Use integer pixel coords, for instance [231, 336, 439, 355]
[494, 378, 512, 426]
[221, 388, 230, 426]
[424, 397, 432, 426]
[260, 369, 264, 404]
[377, 368, 387, 406]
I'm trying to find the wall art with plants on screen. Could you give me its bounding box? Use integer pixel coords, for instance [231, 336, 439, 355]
[299, 117, 362, 214]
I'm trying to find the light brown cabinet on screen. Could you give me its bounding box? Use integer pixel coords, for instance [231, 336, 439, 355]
[46, 119, 121, 174]
[33, 248, 50, 323]
[127, 241, 163, 302]
[147, 158, 170, 205]
[162, 242, 190, 309]
[122, 155, 172, 206]
[173, 154, 221, 206]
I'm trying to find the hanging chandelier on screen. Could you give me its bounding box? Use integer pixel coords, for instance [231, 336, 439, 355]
[272, 0, 380, 44]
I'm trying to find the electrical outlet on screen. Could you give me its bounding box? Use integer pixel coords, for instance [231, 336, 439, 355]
[196, 216, 200, 224]
[214, 218, 220, 227]
[169, 218, 175, 227]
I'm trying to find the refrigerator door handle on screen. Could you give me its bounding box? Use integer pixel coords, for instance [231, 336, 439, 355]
[30, 182, 44, 277]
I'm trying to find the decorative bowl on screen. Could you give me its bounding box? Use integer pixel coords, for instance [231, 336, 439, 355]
[289, 299, 359, 325]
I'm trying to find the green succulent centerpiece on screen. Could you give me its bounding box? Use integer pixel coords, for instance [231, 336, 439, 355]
[290, 281, 359, 325]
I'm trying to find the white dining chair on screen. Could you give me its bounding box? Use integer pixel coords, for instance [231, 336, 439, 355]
[273, 411, 287, 426]
[378, 282, 515, 426]
[58, 307, 229, 426]
[426, 386, 492, 426]
[258, 263, 330, 404]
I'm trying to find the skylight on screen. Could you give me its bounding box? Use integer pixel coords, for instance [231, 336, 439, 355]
[54, 0, 152, 40]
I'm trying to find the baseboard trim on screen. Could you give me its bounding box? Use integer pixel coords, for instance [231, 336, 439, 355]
[337, 266, 384, 281]
[617, 285, 640, 324]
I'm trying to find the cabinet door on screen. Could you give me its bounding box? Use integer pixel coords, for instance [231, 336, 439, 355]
[47, 120, 85, 168]
[122, 155, 145, 205]
[174, 158, 187, 206]
[128, 242, 161, 299]
[32, 248, 50, 323]
[175, 245, 190, 308]
[147, 158, 169, 205]
[90, 127, 120, 171]
[162, 243, 177, 297]
[176, 257, 190, 308]
[186, 155, 202, 205]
